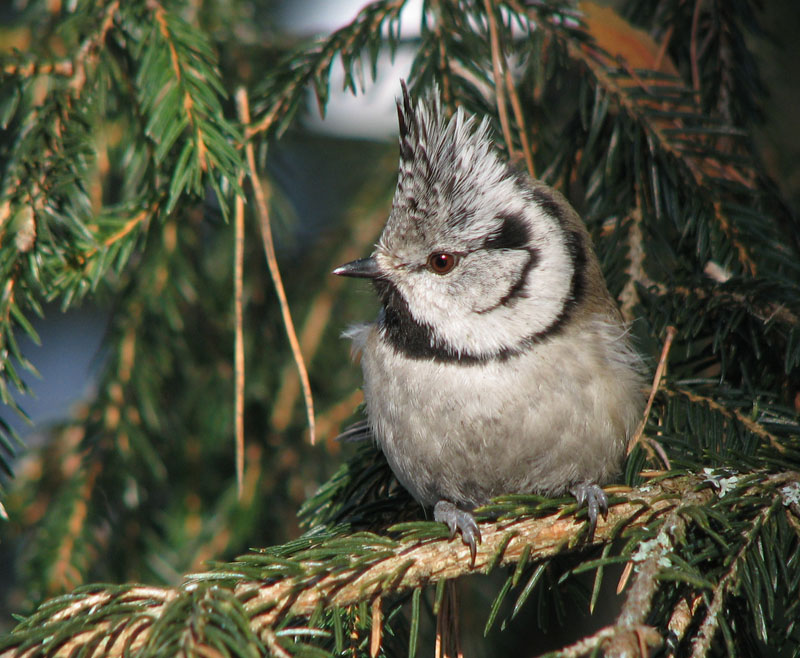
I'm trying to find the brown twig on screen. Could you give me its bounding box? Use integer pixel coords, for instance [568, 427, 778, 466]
[690, 497, 781, 657]
[503, 66, 536, 177]
[51, 460, 102, 594]
[627, 326, 677, 457]
[233, 189, 245, 496]
[3, 1, 120, 93]
[435, 581, 463, 658]
[370, 595, 383, 658]
[270, 189, 386, 435]
[618, 203, 645, 322]
[151, 0, 207, 170]
[667, 595, 702, 648]
[235, 87, 316, 445]
[653, 24, 674, 72]
[689, 0, 704, 98]
[484, 0, 518, 161]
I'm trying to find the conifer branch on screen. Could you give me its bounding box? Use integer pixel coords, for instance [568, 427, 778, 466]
[1, 0, 119, 91]
[689, 493, 784, 657]
[1, 2, 798, 656]
[665, 386, 788, 454]
[1, 478, 705, 656]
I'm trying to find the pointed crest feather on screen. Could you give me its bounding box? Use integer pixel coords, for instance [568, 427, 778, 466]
[392, 80, 509, 232]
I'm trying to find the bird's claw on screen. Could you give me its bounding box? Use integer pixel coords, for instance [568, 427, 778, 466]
[434, 500, 481, 565]
[570, 482, 608, 541]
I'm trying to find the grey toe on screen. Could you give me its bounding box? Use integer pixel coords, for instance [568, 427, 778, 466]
[434, 500, 481, 564]
[569, 482, 608, 540]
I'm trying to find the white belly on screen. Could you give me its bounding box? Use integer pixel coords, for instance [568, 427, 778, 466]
[355, 318, 642, 509]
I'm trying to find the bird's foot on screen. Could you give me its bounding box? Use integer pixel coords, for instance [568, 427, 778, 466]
[569, 482, 608, 541]
[434, 500, 481, 564]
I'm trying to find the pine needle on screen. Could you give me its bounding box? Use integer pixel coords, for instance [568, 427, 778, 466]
[627, 325, 677, 458]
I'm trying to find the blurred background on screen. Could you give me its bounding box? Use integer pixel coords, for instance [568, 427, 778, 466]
[0, 0, 798, 653]
[5, 0, 799, 459]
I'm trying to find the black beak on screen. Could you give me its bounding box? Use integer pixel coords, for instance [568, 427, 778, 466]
[332, 257, 381, 279]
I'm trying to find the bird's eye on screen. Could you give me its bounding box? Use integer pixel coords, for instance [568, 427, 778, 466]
[427, 252, 458, 274]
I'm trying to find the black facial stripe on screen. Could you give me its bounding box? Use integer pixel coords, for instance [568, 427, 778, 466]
[533, 188, 585, 307]
[373, 178, 588, 363]
[496, 183, 585, 344]
[476, 246, 540, 314]
[528, 227, 586, 343]
[374, 279, 488, 364]
[484, 212, 530, 250]
[499, 245, 540, 304]
[530, 186, 565, 222]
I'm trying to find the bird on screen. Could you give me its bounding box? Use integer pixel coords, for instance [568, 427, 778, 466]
[333, 81, 645, 561]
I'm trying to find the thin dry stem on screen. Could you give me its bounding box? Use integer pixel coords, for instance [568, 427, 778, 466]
[616, 560, 634, 595]
[435, 581, 463, 658]
[51, 460, 101, 593]
[653, 24, 674, 72]
[503, 66, 536, 176]
[690, 0, 704, 97]
[233, 190, 245, 497]
[235, 87, 316, 444]
[484, 0, 518, 161]
[370, 595, 383, 658]
[627, 326, 677, 457]
[270, 194, 385, 434]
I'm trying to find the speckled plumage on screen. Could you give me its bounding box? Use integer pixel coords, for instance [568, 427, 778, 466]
[334, 82, 645, 558]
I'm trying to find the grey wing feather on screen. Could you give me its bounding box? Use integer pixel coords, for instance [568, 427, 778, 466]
[335, 419, 373, 443]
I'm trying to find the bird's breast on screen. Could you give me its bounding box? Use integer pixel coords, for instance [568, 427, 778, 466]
[355, 316, 643, 509]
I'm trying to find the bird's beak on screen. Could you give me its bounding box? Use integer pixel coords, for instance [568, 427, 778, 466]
[332, 257, 381, 279]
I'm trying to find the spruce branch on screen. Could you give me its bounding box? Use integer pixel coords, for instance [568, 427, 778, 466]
[9, 472, 800, 655]
[503, 1, 784, 282]
[0, 0, 120, 90]
[1, 2, 798, 656]
[0, 476, 706, 656]
[247, 0, 406, 140]
[665, 386, 789, 455]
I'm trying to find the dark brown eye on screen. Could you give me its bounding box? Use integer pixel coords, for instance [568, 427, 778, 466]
[427, 252, 458, 274]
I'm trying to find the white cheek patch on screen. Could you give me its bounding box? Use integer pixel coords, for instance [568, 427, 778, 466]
[467, 250, 532, 313]
[397, 206, 574, 358]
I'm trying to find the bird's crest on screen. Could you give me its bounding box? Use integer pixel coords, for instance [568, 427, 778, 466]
[392, 81, 511, 235]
